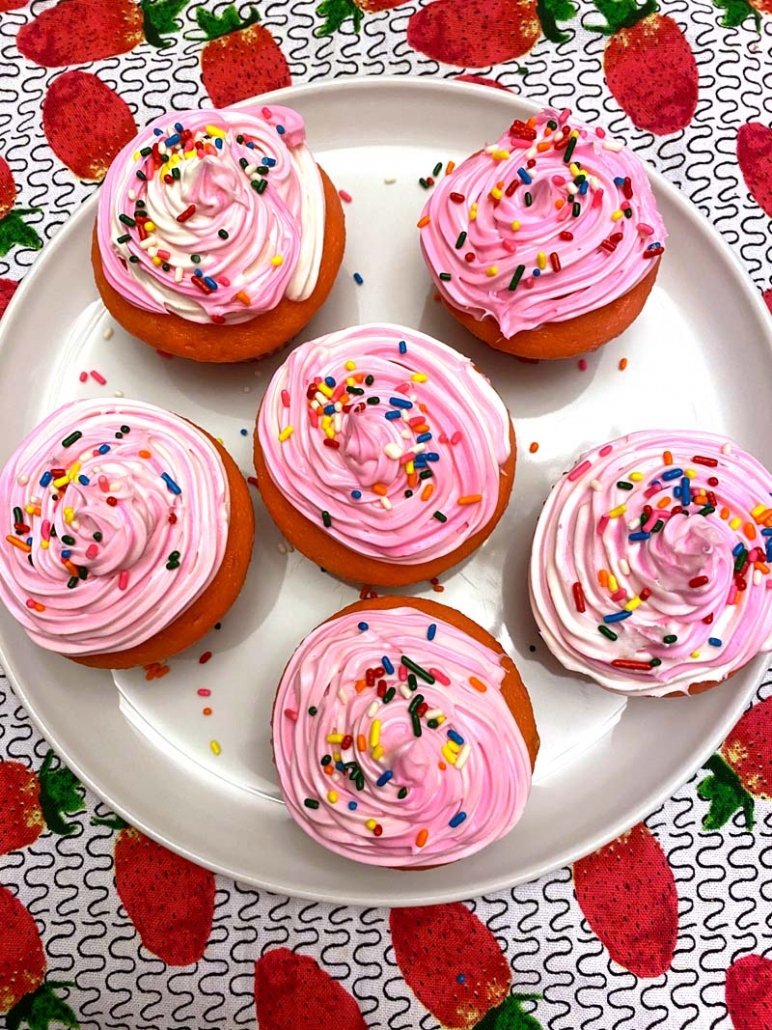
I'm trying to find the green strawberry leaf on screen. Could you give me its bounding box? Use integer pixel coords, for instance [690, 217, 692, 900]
[37, 750, 84, 838]
[476, 993, 544, 1030]
[0, 209, 42, 257]
[91, 813, 130, 831]
[536, 0, 577, 43]
[6, 984, 79, 1030]
[585, 0, 659, 35]
[315, 0, 363, 36]
[697, 753, 755, 831]
[711, 0, 760, 30]
[195, 3, 261, 41]
[140, 0, 190, 49]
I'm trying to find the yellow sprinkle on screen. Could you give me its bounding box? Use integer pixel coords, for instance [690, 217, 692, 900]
[372, 744, 384, 760]
[608, 574, 619, 592]
[318, 383, 334, 398]
[416, 829, 429, 848]
[490, 187, 503, 200]
[469, 203, 478, 221]
[486, 266, 498, 277]
[571, 129, 580, 137]
[436, 715, 446, 724]
[63, 507, 75, 524]
[144, 220, 156, 231]
[332, 751, 341, 762]
[345, 360, 357, 371]
[411, 373, 428, 382]
[405, 461, 415, 475]
[132, 150, 140, 161]
[729, 517, 742, 530]
[326, 734, 344, 744]
[685, 468, 697, 479]
[629, 472, 644, 482]
[151, 256, 162, 266]
[271, 255, 284, 266]
[608, 504, 627, 518]
[569, 163, 580, 177]
[205, 124, 226, 138]
[492, 148, 510, 160]
[690, 651, 701, 659]
[68, 462, 81, 481]
[751, 503, 766, 517]
[611, 210, 624, 222]
[447, 740, 460, 754]
[321, 415, 332, 427]
[537, 252, 547, 270]
[216, 437, 223, 443]
[468, 676, 488, 693]
[184, 150, 196, 159]
[53, 474, 69, 488]
[511, 220, 521, 230]
[441, 744, 458, 765]
[624, 597, 642, 612]
[327, 790, 338, 804]
[210, 740, 221, 755]
[170, 153, 181, 166]
[324, 426, 335, 440]
[278, 425, 294, 442]
[365, 819, 377, 831]
[25, 504, 35, 514]
[370, 720, 381, 748]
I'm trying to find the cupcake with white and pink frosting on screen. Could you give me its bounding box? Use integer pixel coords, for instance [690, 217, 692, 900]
[530, 430, 772, 697]
[419, 107, 666, 360]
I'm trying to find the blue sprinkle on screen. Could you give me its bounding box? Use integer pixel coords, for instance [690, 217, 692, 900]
[766, 541, 772, 562]
[78, 475, 90, 485]
[203, 276, 218, 290]
[424, 453, 440, 462]
[26, 537, 32, 547]
[416, 432, 432, 444]
[579, 180, 589, 195]
[614, 176, 625, 186]
[324, 404, 335, 416]
[390, 397, 413, 409]
[662, 468, 683, 481]
[532, 268, 541, 277]
[708, 637, 723, 647]
[324, 376, 336, 388]
[376, 771, 394, 787]
[681, 478, 691, 506]
[353, 272, 364, 285]
[762, 528, 772, 536]
[348, 801, 358, 810]
[449, 812, 467, 828]
[246, 141, 255, 149]
[427, 623, 436, 641]
[604, 610, 632, 624]
[647, 242, 660, 250]
[457, 974, 466, 984]
[276, 125, 286, 135]
[385, 410, 402, 420]
[215, 137, 223, 150]
[336, 761, 346, 772]
[399, 340, 407, 354]
[517, 167, 532, 184]
[164, 132, 180, 147]
[153, 127, 163, 136]
[413, 456, 427, 467]
[382, 656, 395, 675]
[351, 490, 362, 499]
[60, 549, 71, 559]
[194, 269, 203, 277]
[98, 444, 110, 455]
[240, 429, 248, 436]
[448, 730, 464, 745]
[733, 542, 745, 556]
[161, 472, 181, 495]
[39, 471, 52, 487]
[628, 532, 651, 541]
[174, 122, 183, 132]
[357, 621, 369, 631]
[262, 156, 277, 167]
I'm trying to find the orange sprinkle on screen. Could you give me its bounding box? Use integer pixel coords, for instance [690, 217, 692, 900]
[236, 290, 251, 306]
[355, 678, 367, 693]
[324, 764, 334, 776]
[469, 676, 488, 693]
[421, 484, 434, 502]
[745, 522, 757, 540]
[529, 442, 539, 453]
[663, 450, 673, 465]
[755, 562, 770, 573]
[720, 507, 730, 520]
[417, 215, 431, 228]
[434, 291, 441, 302]
[438, 761, 447, 770]
[357, 734, 367, 751]
[618, 357, 628, 371]
[408, 472, 418, 488]
[445, 160, 455, 174]
[555, 198, 565, 210]
[527, 115, 536, 127]
[536, 141, 551, 152]
[63, 559, 79, 577]
[6, 535, 31, 553]
[154, 665, 170, 679]
[656, 496, 671, 508]
[419, 402, 429, 413]
[373, 483, 388, 496]
[598, 569, 609, 587]
[457, 494, 482, 505]
[759, 508, 772, 523]
[413, 423, 430, 434]
[202, 707, 212, 716]
[416, 828, 429, 848]
[433, 584, 445, 592]
[138, 449, 152, 459]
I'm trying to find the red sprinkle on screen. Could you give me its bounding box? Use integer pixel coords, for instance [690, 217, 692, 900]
[247, 477, 259, 488]
[176, 204, 196, 223]
[559, 230, 574, 241]
[374, 666, 385, 678]
[550, 252, 561, 272]
[341, 734, 353, 750]
[464, 252, 475, 262]
[737, 577, 748, 591]
[692, 455, 718, 468]
[611, 659, 653, 672]
[79, 371, 88, 383]
[449, 192, 465, 203]
[505, 181, 518, 197]
[366, 669, 375, 686]
[281, 389, 290, 407]
[377, 682, 387, 697]
[708, 477, 719, 487]
[199, 651, 212, 664]
[578, 359, 587, 372]
[106, 496, 118, 507]
[168, 512, 177, 524]
[338, 189, 352, 202]
[572, 581, 586, 613]
[640, 587, 652, 601]
[417, 702, 429, 717]
[284, 709, 298, 722]
[689, 576, 709, 588]
[373, 824, 383, 837]
[90, 370, 107, 385]
[198, 688, 211, 696]
[703, 613, 714, 624]
[323, 438, 340, 449]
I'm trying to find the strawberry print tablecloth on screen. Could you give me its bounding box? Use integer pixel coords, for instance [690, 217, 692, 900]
[1, 2, 772, 1028]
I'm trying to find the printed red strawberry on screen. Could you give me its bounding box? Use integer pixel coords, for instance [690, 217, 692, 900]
[764, 287, 772, 315]
[197, 4, 291, 108]
[0, 279, 18, 319]
[315, 0, 409, 36]
[406, 0, 577, 68]
[0, 751, 84, 855]
[726, 953, 772, 1030]
[42, 71, 137, 183]
[588, 0, 698, 135]
[697, 696, 772, 831]
[390, 903, 544, 1029]
[0, 885, 79, 1028]
[738, 123, 772, 220]
[0, 155, 41, 257]
[254, 948, 368, 1029]
[0, 0, 28, 10]
[92, 815, 214, 966]
[16, 0, 189, 68]
[573, 823, 678, 978]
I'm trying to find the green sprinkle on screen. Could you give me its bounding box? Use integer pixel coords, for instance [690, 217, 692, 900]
[61, 430, 82, 448]
[172, 167, 181, 181]
[162, 262, 170, 271]
[366, 396, 380, 405]
[598, 625, 617, 641]
[256, 165, 269, 175]
[115, 432, 123, 439]
[250, 179, 261, 190]
[651, 520, 664, 533]
[118, 214, 135, 227]
[699, 505, 715, 516]
[572, 202, 581, 217]
[563, 135, 577, 163]
[304, 798, 320, 809]
[411, 712, 422, 737]
[432, 162, 442, 177]
[136, 170, 147, 181]
[116, 233, 131, 244]
[402, 657, 435, 684]
[140, 146, 152, 157]
[397, 787, 408, 799]
[166, 561, 180, 570]
[734, 548, 748, 573]
[239, 157, 248, 169]
[61, 535, 75, 545]
[408, 693, 424, 713]
[349, 386, 364, 395]
[650, 658, 662, 667]
[547, 119, 558, 130]
[427, 719, 439, 729]
[663, 634, 677, 644]
[419, 469, 433, 480]
[321, 511, 332, 528]
[135, 200, 145, 208]
[355, 775, 365, 791]
[433, 511, 447, 523]
[93, 532, 103, 542]
[404, 490, 413, 498]
[218, 229, 229, 239]
[439, 272, 452, 281]
[256, 179, 268, 194]
[419, 177, 430, 188]
[168, 550, 180, 561]
[12, 506, 22, 523]
[78, 566, 88, 580]
[120, 425, 130, 434]
[616, 481, 633, 491]
[66, 576, 78, 589]
[524, 191, 533, 207]
[308, 706, 317, 715]
[509, 265, 526, 291]
[407, 673, 417, 691]
[455, 231, 467, 249]
[191, 254, 201, 264]
[383, 687, 396, 703]
[237, 134, 244, 144]
[624, 207, 633, 218]
[365, 374, 374, 385]
[321, 755, 332, 766]
[129, 255, 139, 263]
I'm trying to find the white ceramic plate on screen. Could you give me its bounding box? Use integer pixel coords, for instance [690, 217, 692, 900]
[0, 79, 767, 906]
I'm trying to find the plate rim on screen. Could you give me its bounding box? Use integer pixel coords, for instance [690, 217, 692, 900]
[0, 75, 768, 905]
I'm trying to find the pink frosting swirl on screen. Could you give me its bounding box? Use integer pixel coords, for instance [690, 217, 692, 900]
[0, 399, 230, 656]
[272, 606, 533, 867]
[419, 107, 667, 338]
[257, 324, 512, 564]
[529, 430, 772, 696]
[97, 104, 325, 325]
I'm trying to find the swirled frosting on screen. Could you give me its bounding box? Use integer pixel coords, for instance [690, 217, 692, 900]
[257, 324, 512, 564]
[419, 107, 667, 338]
[273, 606, 533, 866]
[97, 104, 325, 325]
[529, 430, 772, 697]
[0, 399, 230, 656]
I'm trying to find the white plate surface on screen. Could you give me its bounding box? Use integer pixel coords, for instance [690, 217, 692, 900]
[0, 79, 768, 906]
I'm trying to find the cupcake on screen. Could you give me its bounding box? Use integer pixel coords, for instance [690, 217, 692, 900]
[0, 399, 254, 669]
[254, 324, 515, 587]
[92, 103, 345, 362]
[272, 596, 539, 868]
[529, 430, 772, 697]
[419, 107, 666, 360]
